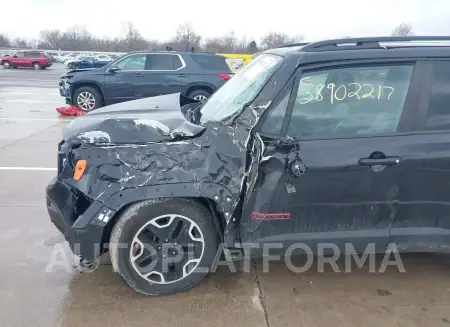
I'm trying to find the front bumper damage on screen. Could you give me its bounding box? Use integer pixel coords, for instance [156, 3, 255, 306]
[46, 176, 116, 261]
[58, 80, 72, 104]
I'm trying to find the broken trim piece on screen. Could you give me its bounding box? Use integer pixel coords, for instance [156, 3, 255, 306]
[56, 105, 86, 116]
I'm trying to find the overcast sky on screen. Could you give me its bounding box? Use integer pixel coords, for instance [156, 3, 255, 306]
[1, 0, 450, 42]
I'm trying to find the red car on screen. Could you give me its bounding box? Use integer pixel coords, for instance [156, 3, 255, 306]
[1, 51, 52, 69]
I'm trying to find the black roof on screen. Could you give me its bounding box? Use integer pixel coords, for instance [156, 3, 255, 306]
[264, 36, 450, 62]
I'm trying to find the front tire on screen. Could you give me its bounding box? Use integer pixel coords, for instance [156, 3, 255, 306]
[32, 62, 41, 70]
[110, 198, 220, 295]
[73, 86, 102, 111]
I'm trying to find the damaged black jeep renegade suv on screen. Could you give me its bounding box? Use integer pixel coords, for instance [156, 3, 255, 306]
[46, 36, 450, 295]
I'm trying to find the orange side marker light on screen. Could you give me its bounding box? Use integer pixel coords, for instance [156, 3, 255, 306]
[74, 160, 87, 181]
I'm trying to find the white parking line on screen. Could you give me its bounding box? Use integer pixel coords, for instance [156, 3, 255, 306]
[3, 100, 59, 104]
[1, 92, 58, 96]
[0, 167, 57, 171]
[0, 118, 71, 121]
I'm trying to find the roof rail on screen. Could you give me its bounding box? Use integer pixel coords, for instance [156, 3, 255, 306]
[279, 42, 310, 48]
[301, 36, 450, 52]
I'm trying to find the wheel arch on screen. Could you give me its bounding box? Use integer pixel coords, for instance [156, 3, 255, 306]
[101, 183, 235, 247]
[71, 82, 105, 105]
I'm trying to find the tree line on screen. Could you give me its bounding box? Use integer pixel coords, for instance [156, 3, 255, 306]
[0, 22, 413, 53]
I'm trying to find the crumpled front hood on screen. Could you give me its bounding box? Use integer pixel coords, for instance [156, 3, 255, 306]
[62, 93, 205, 144]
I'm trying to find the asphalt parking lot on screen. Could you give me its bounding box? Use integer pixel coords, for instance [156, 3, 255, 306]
[3, 64, 450, 327]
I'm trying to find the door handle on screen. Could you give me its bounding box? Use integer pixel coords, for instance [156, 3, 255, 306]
[135, 73, 144, 77]
[178, 74, 186, 77]
[359, 156, 401, 166]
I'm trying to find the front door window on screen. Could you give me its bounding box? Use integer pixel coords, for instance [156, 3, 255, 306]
[287, 64, 414, 138]
[116, 54, 147, 71]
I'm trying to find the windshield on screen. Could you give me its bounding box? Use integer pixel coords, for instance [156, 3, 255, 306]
[199, 53, 282, 124]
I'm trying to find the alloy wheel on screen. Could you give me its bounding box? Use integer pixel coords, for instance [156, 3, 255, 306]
[130, 214, 205, 284]
[3, 62, 10, 68]
[193, 95, 208, 102]
[76, 92, 96, 111]
[33, 63, 40, 69]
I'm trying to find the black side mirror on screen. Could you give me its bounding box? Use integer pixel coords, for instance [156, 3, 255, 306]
[109, 65, 120, 73]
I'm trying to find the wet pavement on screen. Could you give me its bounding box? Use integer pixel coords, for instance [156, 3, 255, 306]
[2, 64, 450, 327]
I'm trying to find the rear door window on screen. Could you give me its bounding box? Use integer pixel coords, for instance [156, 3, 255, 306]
[24, 52, 39, 58]
[191, 55, 231, 71]
[148, 54, 183, 70]
[14, 52, 25, 58]
[424, 61, 450, 130]
[284, 64, 414, 139]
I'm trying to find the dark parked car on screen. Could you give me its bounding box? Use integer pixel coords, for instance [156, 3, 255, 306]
[46, 36, 450, 296]
[68, 56, 110, 70]
[1, 51, 52, 69]
[59, 50, 233, 111]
